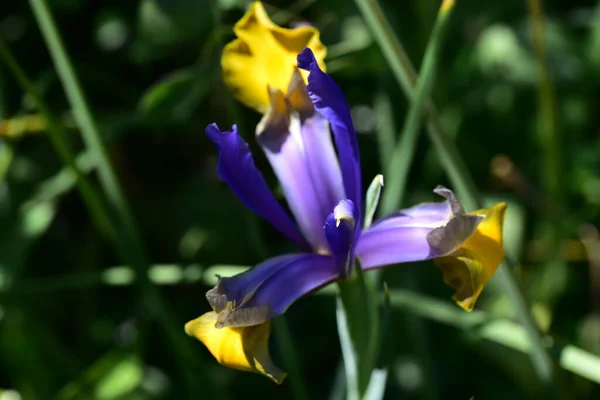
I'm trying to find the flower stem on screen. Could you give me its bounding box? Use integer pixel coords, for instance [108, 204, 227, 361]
[354, 0, 555, 385]
[337, 262, 380, 398]
[527, 0, 563, 227]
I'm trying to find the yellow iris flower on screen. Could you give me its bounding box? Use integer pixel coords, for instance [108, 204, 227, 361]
[221, 1, 327, 113]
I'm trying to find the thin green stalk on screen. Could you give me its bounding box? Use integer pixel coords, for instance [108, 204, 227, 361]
[528, 0, 565, 311]
[527, 0, 562, 226]
[29, 0, 143, 262]
[337, 260, 380, 398]
[28, 0, 212, 394]
[373, 91, 395, 173]
[356, 0, 480, 210]
[379, 0, 455, 215]
[355, 0, 554, 385]
[588, 0, 600, 68]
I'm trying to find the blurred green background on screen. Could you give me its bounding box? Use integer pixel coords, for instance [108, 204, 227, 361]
[1, 0, 600, 398]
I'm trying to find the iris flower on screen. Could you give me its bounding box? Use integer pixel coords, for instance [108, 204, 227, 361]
[185, 2, 507, 384]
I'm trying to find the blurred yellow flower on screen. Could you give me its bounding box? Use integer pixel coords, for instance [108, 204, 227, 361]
[435, 202, 507, 311]
[221, 1, 327, 113]
[185, 311, 286, 383]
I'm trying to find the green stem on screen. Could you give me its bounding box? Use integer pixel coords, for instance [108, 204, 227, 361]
[527, 0, 562, 250]
[29, 0, 142, 259]
[379, 0, 455, 215]
[354, 0, 554, 385]
[337, 263, 379, 398]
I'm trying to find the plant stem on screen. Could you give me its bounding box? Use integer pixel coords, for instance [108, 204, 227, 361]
[527, 0, 563, 228]
[379, 0, 455, 215]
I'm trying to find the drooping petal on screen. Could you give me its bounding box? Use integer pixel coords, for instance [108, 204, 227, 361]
[207, 254, 307, 311]
[356, 224, 440, 268]
[221, 2, 327, 113]
[248, 253, 339, 315]
[357, 186, 475, 267]
[206, 253, 339, 327]
[297, 48, 362, 217]
[185, 312, 286, 383]
[434, 202, 507, 311]
[325, 199, 359, 277]
[356, 186, 507, 311]
[357, 192, 456, 267]
[257, 81, 345, 252]
[206, 123, 309, 250]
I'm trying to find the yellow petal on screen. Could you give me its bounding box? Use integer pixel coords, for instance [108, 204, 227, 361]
[185, 312, 286, 384]
[221, 1, 327, 113]
[435, 202, 507, 311]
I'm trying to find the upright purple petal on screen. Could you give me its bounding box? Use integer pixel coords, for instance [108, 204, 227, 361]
[297, 48, 362, 218]
[257, 87, 344, 251]
[206, 123, 309, 250]
[325, 199, 359, 277]
[301, 114, 346, 225]
[207, 253, 338, 326]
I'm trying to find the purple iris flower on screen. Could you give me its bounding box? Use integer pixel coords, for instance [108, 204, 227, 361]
[202, 48, 504, 330]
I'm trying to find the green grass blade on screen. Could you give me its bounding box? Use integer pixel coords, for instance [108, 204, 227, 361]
[378, 0, 455, 215]
[28, 0, 142, 254]
[527, 0, 563, 227]
[373, 91, 396, 173]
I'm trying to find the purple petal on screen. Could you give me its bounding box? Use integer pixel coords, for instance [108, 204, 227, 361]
[209, 254, 301, 306]
[370, 201, 453, 230]
[207, 253, 338, 325]
[356, 194, 480, 269]
[297, 48, 362, 219]
[356, 194, 456, 269]
[250, 254, 338, 315]
[325, 199, 359, 277]
[356, 223, 435, 269]
[301, 115, 346, 225]
[206, 123, 309, 250]
[257, 90, 345, 251]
